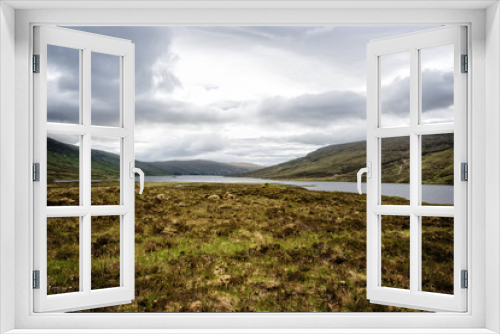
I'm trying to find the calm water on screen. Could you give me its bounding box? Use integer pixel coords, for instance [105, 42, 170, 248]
[140, 175, 453, 205]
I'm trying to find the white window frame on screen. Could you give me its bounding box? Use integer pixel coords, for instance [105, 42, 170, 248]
[1, 1, 499, 333]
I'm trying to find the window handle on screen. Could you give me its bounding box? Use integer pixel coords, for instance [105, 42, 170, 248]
[357, 162, 371, 195]
[129, 161, 145, 195]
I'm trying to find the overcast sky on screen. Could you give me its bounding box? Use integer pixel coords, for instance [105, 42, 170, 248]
[47, 26, 453, 165]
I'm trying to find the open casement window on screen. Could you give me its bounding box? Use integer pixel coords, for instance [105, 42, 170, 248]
[365, 26, 467, 312]
[33, 26, 139, 312]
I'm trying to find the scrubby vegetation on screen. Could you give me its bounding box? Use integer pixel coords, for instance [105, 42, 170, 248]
[46, 181, 453, 312]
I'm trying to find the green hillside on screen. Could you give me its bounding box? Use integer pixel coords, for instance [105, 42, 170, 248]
[240, 134, 454, 185]
[47, 137, 262, 182]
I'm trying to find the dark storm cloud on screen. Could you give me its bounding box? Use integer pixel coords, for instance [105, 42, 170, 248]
[256, 90, 366, 126]
[381, 70, 453, 116]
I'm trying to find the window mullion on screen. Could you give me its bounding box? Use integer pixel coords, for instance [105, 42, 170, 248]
[409, 47, 420, 294]
[82, 47, 92, 294]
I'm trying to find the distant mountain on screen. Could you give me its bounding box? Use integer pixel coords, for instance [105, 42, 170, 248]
[47, 137, 262, 181]
[136, 159, 262, 177]
[239, 134, 454, 185]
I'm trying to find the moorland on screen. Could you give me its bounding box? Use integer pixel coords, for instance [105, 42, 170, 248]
[47, 181, 453, 312]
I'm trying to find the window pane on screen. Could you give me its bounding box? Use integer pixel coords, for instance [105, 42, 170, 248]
[380, 51, 410, 128]
[47, 45, 80, 124]
[421, 44, 454, 124]
[91, 137, 121, 206]
[381, 137, 410, 205]
[421, 216, 454, 294]
[91, 216, 120, 290]
[91, 52, 121, 127]
[47, 134, 80, 206]
[47, 217, 80, 295]
[381, 215, 410, 290]
[421, 134, 454, 205]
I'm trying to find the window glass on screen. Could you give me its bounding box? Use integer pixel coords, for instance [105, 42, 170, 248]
[381, 215, 410, 290]
[47, 217, 80, 294]
[380, 52, 411, 128]
[91, 216, 121, 290]
[421, 134, 454, 206]
[421, 45, 454, 124]
[381, 137, 410, 205]
[91, 52, 121, 127]
[47, 134, 80, 206]
[421, 216, 454, 294]
[91, 137, 121, 206]
[47, 45, 80, 124]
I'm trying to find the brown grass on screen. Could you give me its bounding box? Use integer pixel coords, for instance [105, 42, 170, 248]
[45, 181, 453, 312]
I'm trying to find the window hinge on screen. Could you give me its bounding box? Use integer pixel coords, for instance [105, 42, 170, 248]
[461, 270, 468, 289]
[461, 162, 468, 181]
[33, 163, 40, 182]
[33, 54, 40, 73]
[461, 54, 468, 73]
[33, 270, 40, 289]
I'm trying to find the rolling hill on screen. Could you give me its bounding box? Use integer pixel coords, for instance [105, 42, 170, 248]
[239, 134, 454, 185]
[47, 137, 262, 181]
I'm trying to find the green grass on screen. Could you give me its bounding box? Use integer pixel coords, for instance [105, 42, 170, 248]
[46, 182, 453, 312]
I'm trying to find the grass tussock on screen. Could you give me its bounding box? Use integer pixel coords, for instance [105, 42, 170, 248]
[46, 181, 453, 312]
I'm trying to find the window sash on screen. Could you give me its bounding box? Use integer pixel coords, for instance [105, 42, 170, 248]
[33, 25, 136, 313]
[366, 26, 467, 312]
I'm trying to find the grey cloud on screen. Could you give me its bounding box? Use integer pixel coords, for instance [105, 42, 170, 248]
[154, 54, 182, 92]
[135, 133, 227, 162]
[288, 132, 335, 145]
[91, 104, 120, 127]
[193, 26, 313, 43]
[135, 99, 238, 126]
[46, 45, 80, 123]
[48, 133, 80, 145]
[381, 76, 410, 116]
[47, 45, 80, 94]
[256, 90, 366, 126]
[422, 70, 454, 113]
[48, 27, 182, 125]
[287, 127, 365, 146]
[49, 26, 443, 165]
[57, 75, 79, 93]
[47, 99, 79, 124]
[90, 52, 121, 126]
[68, 26, 181, 96]
[192, 26, 436, 78]
[380, 70, 453, 116]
